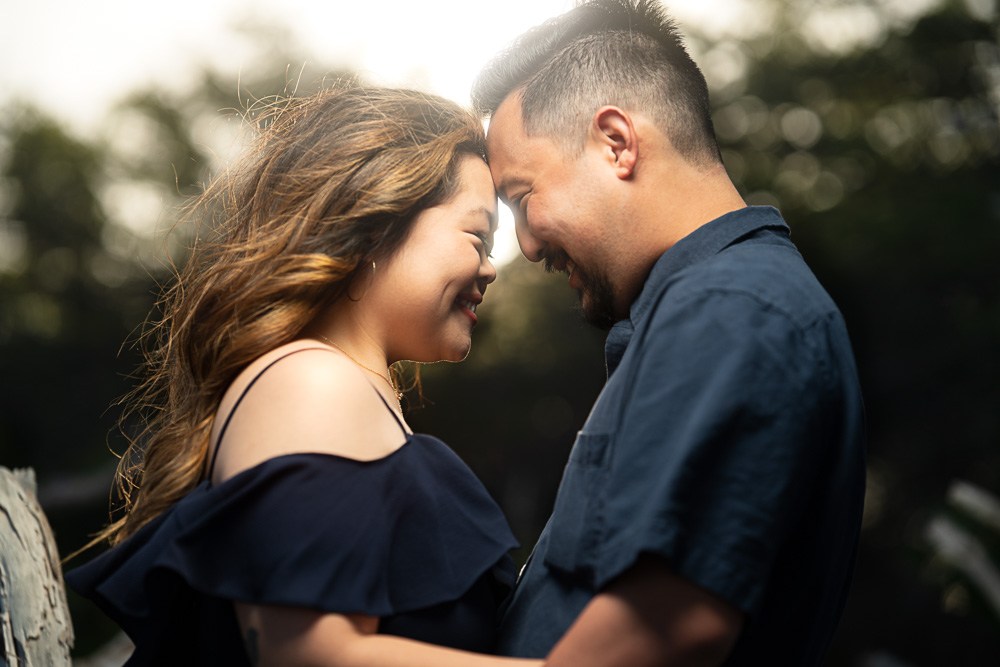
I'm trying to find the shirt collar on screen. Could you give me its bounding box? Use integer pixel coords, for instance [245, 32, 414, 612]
[605, 206, 789, 375]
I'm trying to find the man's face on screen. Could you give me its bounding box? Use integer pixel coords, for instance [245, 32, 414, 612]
[486, 94, 621, 329]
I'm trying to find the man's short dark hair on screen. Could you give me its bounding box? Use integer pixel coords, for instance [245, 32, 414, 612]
[473, 0, 721, 166]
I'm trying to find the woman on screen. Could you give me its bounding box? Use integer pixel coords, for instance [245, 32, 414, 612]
[67, 86, 544, 666]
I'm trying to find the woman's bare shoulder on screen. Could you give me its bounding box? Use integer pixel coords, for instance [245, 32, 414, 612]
[210, 340, 408, 483]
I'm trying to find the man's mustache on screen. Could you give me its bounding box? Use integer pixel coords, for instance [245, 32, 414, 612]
[543, 250, 571, 275]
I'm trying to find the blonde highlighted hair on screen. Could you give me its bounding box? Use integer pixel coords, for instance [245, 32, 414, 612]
[100, 86, 486, 546]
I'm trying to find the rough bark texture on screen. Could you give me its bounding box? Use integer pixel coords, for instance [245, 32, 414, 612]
[0, 467, 73, 666]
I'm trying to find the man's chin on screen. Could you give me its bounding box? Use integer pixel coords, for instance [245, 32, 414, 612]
[563, 265, 617, 330]
[579, 290, 617, 331]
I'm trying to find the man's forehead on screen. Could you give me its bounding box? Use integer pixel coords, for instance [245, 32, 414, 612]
[485, 96, 531, 196]
[486, 93, 528, 145]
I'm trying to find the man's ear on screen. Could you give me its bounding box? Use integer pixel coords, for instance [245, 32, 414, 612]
[589, 106, 637, 179]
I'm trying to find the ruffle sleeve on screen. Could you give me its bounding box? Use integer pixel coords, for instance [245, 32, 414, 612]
[66, 436, 518, 634]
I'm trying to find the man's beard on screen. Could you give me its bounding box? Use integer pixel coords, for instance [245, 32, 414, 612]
[545, 253, 617, 330]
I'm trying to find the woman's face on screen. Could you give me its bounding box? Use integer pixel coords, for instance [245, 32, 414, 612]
[373, 155, 498, 363]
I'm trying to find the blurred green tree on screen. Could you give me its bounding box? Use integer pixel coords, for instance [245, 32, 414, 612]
[0, 108, 153, 478]
[0, 105, 164, 655]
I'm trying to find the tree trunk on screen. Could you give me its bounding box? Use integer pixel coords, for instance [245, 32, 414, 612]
[0, 467, 73, 666]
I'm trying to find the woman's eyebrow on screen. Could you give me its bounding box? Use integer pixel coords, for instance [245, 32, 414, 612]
[466, 206, 498, 232]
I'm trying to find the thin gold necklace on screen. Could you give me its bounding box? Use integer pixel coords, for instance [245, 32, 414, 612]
[318, 336, 402, 405]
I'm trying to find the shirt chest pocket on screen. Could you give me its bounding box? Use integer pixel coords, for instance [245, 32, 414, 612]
[541, 432, 611, 586]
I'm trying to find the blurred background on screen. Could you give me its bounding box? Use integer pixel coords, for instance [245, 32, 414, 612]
[1, 0, 998, 663]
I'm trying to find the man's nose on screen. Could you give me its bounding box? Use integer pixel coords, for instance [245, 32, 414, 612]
[515, 217, 544, 263]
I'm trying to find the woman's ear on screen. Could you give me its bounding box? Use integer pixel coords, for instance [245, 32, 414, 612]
[589, 106, 637, 179]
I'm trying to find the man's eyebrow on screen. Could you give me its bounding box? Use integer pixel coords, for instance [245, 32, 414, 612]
[495, 177, 527, 206]
[496, 186, 513, 206]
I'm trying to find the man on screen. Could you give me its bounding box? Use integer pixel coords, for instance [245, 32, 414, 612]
[472, 1, 866, 665]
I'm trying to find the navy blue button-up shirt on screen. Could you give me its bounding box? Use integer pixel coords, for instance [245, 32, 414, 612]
[498, 206, 866, 665]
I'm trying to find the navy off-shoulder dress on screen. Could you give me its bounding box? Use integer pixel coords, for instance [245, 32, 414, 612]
[66, 352, 518, 665]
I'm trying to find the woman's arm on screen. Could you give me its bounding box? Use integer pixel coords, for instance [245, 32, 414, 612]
[236, 603, 544, 667]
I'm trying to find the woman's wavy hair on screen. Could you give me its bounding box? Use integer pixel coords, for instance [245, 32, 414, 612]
[98, 85, 486, 546]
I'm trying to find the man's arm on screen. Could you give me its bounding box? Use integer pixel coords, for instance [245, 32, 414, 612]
[544, 555, 743, 667]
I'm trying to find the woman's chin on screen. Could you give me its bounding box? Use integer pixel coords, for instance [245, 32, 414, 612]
[443, 340, 473, 363]
[443, 348, 471, 364]
[405, 342, 471, 365]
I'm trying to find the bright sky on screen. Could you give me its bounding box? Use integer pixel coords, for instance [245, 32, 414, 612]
[0, 0, 756, 263]
[0, 1, 755, 123]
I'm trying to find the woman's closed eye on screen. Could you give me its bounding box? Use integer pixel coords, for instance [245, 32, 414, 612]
[473, 232, 494, 259]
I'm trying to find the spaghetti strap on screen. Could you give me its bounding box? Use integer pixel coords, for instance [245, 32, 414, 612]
[207, 345, 407, 481]
[369, 387, 408, 435]
[207, 347, 326, 482]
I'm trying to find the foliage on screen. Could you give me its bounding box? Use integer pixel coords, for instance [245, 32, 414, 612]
[924, 480, 1000, 626]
